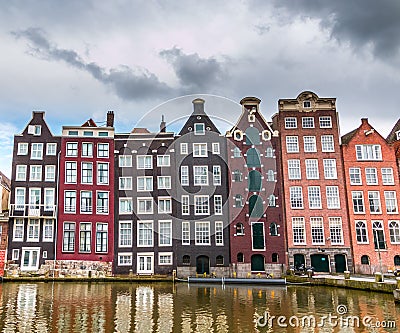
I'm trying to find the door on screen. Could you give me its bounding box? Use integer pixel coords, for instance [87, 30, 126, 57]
[252, 223, 265, 250]
[21, 248, 40, 271]
[137, 253, 154, 274]
[293, 254, 305, 269]
[311, 254, 330, 272]
[334, 254, 347, 273]
[196, 256, 210, 275]
[251, 254, 265, 272]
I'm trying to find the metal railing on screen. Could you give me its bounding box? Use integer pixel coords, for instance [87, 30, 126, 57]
[10, 204, 57, 218]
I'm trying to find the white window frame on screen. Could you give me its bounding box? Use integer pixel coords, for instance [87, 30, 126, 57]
[195, 221, 210, 245]
[349, 167, 362, 185]
[310, 217, 325, 245]
[119, 198, 133, 214]
[118, 253, 133, 266]
[286, 136, 299, 153]
[368, 191, 381, 214]
[194, 195, 209, 215]
[323, 159, 337, 179]
[215, 221, 224, 246]
[381, 168, 394, 185]
[157, 176, 171, 189]
[213, 165, 221, 186]
[43, 219, 54, 242]
[13, 218, 24, 241]
[308, 186, 322, 209]
[137, 176, 153, 191]
[352, 191, 365, 214]
[45, 165, 56, 182]
[97, 162, 109, 185]
[157, 155, 170, 167]
[137, 197, 153, 214]
[180, 143, 188, 155]
[158, 197, 172, 214]
[17, 143, 28, 155]
[30, 143, 43, 160]
[119, 221, 132, 247]
[137, 221, 153, 247]
[194, 123, 205, 135]
[66, 142, 78, 157]
[158, 220, 172, 246]
[321, 135, 335, 152]
[193, 143, 208, 157]
[292, 217, 306, 245]
[159, 252, 173, 265]
[119, 155, 133, 167]
[181, 195, 189, 215]
[305, 159, 319, 179]
[326, 186, 340, 209]
[214, 195, 223, 215]
[137, 155, 153, 169]
[303, 136, 317, 153]
[119, 177, 133, 190]
[355, 144, 382, 161]
[302, 117, 314, 128]
[97, 143, 109, 158]
[329, 217, 344, 245]
[365, 168, 378, 185]
[212, 143, 220, 154]
[384, 191, 398, 214]
[182, 221, 190, 245]
[16, 165, 27, 181]
[194, 166, 208, 186]
[284, 117, 297, 129]
[319, 116, 332, 128]
[289, 186, 303, 209]
[81, 142, 93, 157]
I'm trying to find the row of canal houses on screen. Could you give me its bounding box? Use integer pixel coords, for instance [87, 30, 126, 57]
[6, 91, 400, 277]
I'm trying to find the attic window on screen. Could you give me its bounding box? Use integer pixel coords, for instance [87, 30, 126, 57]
[99, 132, 108, 137]
[303, 101, 311, 108]
[194, 123, 205, 135]
[28, 125, 41, 136]
[68, 130, 78, 136]
[396, 131, 400, 140]
[83, 131, 93, 136]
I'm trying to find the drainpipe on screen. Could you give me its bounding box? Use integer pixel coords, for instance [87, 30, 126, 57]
[53, 150, 61, 278]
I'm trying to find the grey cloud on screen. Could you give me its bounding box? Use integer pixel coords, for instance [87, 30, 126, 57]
[267, 0, 400, 60]
[160, 47, 229, 92]
[11, 27, 173, 100]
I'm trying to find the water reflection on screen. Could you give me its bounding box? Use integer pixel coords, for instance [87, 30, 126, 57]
[0, 282, 398, 332]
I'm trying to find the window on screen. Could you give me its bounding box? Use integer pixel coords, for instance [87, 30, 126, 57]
[137, 176, 153, 191]
[21, 248, 40, 271]
[80, 191, 92, 213]
[290, 187, 303, 209]
[29, 188, 41, 210]
[194, 123, 205, 135]
[245, 127, 260, 145]
[97, 192, 109, 214]
[68, 131, 78, 136]
[214, 195, 223, 215]
[17, 143, 28, 155]
[246, 148, 261, 167]
[268, 194, 276, 207]
[321, 135, 334, 152]
[63, 222, 75, 252]
[394, 255, 400, 266]
[372, 221, 386, 249]
[352, 191, 365, 213]
[267, 170, 275, 181]
[83, 131, 93, 136]
[213, 166, 221, 185]
[235, 194, 243, 208]
[194, 166, 208, 186]
[157, 155, 170, 167]
[138, 221, 153, 246]
[182, 222, 190, 245]
[65, 162, 77, 183]
[180, 143, 188, 155]
[368, 191, 381, 213]
[310, 217, 324, 245]
[44, 188, 55, 211]
[181, 166, 189, 186]
[355, 221, 368, 243]
[302, 117, 314, 128]
[97, 163, 109, 184]
[323, 159, 337, 179]
[216, 255, 224, 265]
[356, 145, 382, 160]
[286, 136, 299, 153]
[15, 188, 25, 210]
[389, 221, 400, 243]
[326, 186, 340, 209]
[183, 255, 190, 264]
[158, 197, 172, 214]
[349, 168, 362, 185]
[361, 255, 370, 265]
[79, 223, 92, 252]
[381, 168, 394, 185]
[97, 143, 109, 158]
[81, 162, 93, 184]
[64, 191, 76, 213]
[285, 117, 297, 129]
[119, 221, 132, 247]
[236, 223, 244, 235]
[303, 136, 317, 152]
[119, 198, 133, 214]
[329, 217, 343, 244]
[319, 116, 332, 128]
[159, 220, 172, 246]
[270, 222, 278, 236]
[365, 168, 378, 185]
[212, 143, 220, 154]
[31, 143, 43, 159]
[305, 159, 319, 179]
[82, 142, 93, 157]
[99, 131, 108, 137]
[157, 176, 171, 189]
[46, 143, 57, 155]
[66, 142, 78, 157]
[303, 100, 311, 108]
[233, 169, 243, 182]
[237, 253, 244, 263]
[119, 155, 132, 167]
[96, 223, 108, 253]
[43, 220, 54, 241]
[137, 198, 153, 214]
[118, 253, 133, 266]
[292, 217, 306, 244]
[12, 249, 19, 260]
[266, 147, 274, 157]
[29, 165, 42, 181]
[45, 165, 56, 182]
[181, 195, 189, 215]
[137, 155, 152, 169]
[13, 219, 24, 241]
[308, 186, 321, 209]
[215, 221, 223, 245]
[193, 143, 207, 157]
[195, 195, 209, 215]
[16, 165, 27, 181]
[159, 253, 173, 265]
[384, 191, 398, 213]
[195, 222, 210, 245]
[118, 177, 132, 190]
[233, 147, 241, 157]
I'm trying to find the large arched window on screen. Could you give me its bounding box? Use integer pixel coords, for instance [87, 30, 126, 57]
[355, 221, 368, 243]
[389, 221, 400, 243]
[246, 148, 261, 168]
[270, 222, 278, 236]
[372, 221, 386, 249]
[245, 127, 260, 145]
[248, 170, 262, 191]
[361, 255, 370, 265]
[233, 147, 241, 158]
[249, 195, 263, 217]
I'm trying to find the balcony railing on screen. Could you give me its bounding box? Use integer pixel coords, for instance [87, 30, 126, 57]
[10, 204, 57, 218]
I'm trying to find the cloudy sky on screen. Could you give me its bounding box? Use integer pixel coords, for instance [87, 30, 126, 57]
[1, 0, 400, 177]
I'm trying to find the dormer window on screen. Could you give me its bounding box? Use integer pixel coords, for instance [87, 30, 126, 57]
[28, 125, 41, 136]
[194, 123, 205, 135]
[396, 131, 400, 140]
[303, 100, 311, 108]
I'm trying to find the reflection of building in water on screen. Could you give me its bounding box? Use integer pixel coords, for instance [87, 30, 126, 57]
[135, 286, 154, 332]
[17, 284, 37, 332]
[115, 292, 131, 332]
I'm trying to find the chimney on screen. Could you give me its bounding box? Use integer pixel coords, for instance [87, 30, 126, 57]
[361, 118, 368, 125]
[160, 115, 166, 133]
[192, 98, 205, 115]
[107, 111, 114, 127]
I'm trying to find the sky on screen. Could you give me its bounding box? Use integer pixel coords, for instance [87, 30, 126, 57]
[1, 0, 400, 178]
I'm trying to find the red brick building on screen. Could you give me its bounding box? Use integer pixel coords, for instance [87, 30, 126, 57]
[342, 118, 400, 273]
[57, 113, 115, 275]
[227, 97, 286, 277]
[387, 119, 400, 176]
[273, 91, 352, 273]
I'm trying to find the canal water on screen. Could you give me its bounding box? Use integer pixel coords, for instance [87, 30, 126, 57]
[0, 282, 398, 332]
